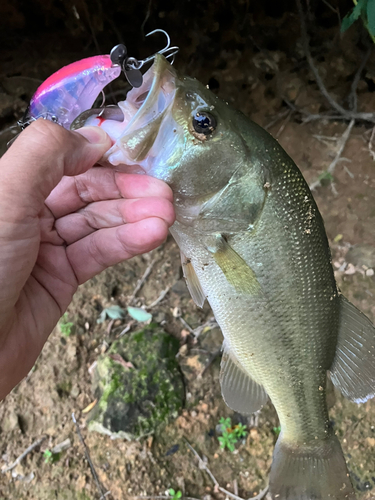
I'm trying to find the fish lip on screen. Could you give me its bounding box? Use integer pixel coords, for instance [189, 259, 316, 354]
[124, 54, 177, 131]
[103, 54, 177, 168]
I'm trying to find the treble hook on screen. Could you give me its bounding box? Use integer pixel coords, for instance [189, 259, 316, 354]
[110, 29, 179, 88]
[137, 29, 179, 68]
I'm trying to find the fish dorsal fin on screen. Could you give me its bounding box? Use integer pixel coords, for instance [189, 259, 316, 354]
[329, 295, 375, 403]
[181, 251, 206, 308]
[206, 234, 261, 295]
[220, 344, 268, 414]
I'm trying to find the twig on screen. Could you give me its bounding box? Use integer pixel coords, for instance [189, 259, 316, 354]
[309, 119, 355, 191]
[117, 320, 135, 338]
[72, 413, 110, 500]
[348, 47, 372, 112]
[178, 317, 195, 335]
[146, 286, 171, 309]
[327, 119, 355, 175]
[184, 440, 268, 500]
[1, 436, 46, 473]
[321, 0, 339, 15]
[128, 257, 158, 305]
[264, 109, 290, 130]
[193, 319, 218, 338]
[368, 126, 375, 160]
[282, 98, 344, 122]
[275, 109, 292, 138]
[343, 165, 354, 178]
[295, 0, 375, 123]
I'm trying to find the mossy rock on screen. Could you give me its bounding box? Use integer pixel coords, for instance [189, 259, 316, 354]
[88, 324, 184, 439]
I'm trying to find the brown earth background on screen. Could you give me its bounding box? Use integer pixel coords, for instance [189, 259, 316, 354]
[0, 1, 374, 499]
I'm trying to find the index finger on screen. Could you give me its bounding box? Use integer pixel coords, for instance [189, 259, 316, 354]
[46, 169, 173, 219]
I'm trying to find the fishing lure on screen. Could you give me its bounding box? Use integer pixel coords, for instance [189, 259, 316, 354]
[21, 55, 121, 131]
[18, 29, 179, 132]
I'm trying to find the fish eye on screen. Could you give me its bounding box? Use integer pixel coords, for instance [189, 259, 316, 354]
[192, 111, 217, 136]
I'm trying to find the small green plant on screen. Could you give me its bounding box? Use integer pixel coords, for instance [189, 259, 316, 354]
[43, 449, 60, 464]
[168, 489, 182, 500]
[317, 171, 334, 183]
[59, 313, 74, 337]
[217, 417, 248, 452]
[273, 426, 281, 437]
[341, 0, 375, 42]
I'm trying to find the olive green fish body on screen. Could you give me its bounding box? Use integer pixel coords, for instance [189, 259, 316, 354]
[172, 127, 338, 443]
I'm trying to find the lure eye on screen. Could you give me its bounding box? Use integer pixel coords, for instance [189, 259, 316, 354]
[192, 111, 217, 136]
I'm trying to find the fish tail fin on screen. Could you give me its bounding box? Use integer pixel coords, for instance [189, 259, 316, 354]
[269, 434, 356, 499]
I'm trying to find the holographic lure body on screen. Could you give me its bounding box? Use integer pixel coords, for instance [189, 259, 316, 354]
[23, 55, 121, 130]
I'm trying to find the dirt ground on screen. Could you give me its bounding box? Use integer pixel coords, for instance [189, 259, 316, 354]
[0, 3, 375, 500]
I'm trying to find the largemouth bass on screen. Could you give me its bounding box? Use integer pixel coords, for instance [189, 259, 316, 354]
[78, 55, 375, 500]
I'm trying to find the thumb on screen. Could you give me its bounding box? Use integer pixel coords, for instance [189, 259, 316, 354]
[0, 119, 111, 220]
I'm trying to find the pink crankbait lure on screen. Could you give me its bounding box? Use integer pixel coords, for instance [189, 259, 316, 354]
[22, 55, 121, 130]
[19, 29, 179, 132]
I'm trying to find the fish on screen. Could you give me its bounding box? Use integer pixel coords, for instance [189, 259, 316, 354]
[79, 54, 375, 500]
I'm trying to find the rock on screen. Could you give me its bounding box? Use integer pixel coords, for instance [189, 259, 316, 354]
[179, 352, 209, 382]
[88, 325, 184, 440]
[2, 411, 19, 432]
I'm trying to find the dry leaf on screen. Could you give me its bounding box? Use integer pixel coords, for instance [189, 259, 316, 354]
[82, 399, 97, 414]
[108, 353, 135, 370]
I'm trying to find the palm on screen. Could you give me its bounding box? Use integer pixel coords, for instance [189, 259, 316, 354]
[0, 166, 174, 399]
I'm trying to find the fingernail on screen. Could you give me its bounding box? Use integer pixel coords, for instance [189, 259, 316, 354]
[75, 126, 110, 145]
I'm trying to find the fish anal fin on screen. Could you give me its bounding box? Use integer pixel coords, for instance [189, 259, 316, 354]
[207, 234, 261, 295]
[220, 345, 267, 415]
[330, 295, 375, 403]
[181, 251, 206, 308]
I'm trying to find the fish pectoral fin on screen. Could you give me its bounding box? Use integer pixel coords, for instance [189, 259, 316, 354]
[181, 251, 206, 308]
[220, 345, 268, 414]
[329, 294, 375, 403]
[207, 234, 261, 295]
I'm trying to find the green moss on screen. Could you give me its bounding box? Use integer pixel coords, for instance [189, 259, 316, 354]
[88, 325, 184, 439]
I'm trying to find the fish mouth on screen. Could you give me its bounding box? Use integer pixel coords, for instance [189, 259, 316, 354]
[103, 54, 177, 168]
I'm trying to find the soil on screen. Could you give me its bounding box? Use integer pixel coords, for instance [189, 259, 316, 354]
[0, 3, 374, 500]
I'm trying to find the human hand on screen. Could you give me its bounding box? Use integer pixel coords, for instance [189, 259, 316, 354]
[0, 119, 175, 400]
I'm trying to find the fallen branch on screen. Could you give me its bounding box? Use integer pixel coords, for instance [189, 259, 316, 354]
[146, 286, 171, 309]
[1, 436, 47, 473]
[348, 47, 372, 112]
[178, 316, 195, 335]
[368, 126, 375, 161]
[128, 256, 158, 305]
[264, 109, 291, 130]
[295, 0, 375, 123]
[72, 413, 111, 500]
[309, 119, 355, 192]
[184, 440, 269, 500]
